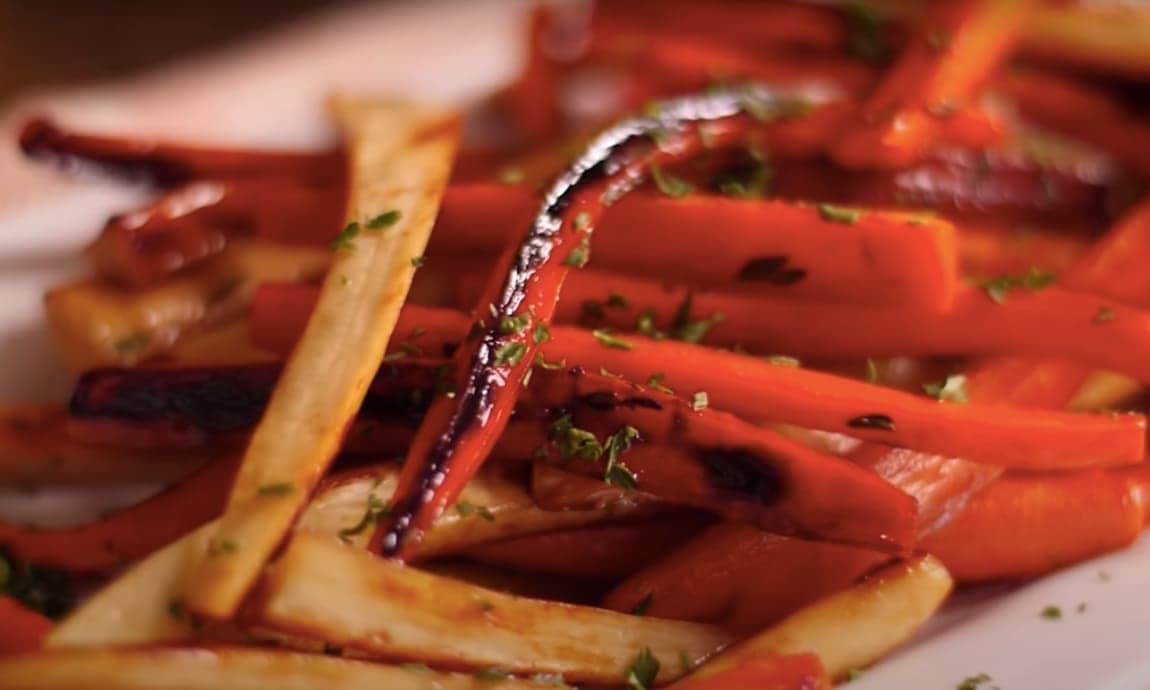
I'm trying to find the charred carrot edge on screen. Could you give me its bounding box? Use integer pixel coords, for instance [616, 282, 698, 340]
[434, 184, 959, 308]
[0, 597, 53, 656]
[249, 290, 1147, 472]
[920, 469, 1146, 582]
[519, 268, 1150, 385]
[602, 523, 887, 633]
[669, 652, 831, 690]
[376, 85, 833, 558]
[464, 514, 708, 579]
[833, 0, 1036, 169]
[19, 118, 343, 186]
[0, 454, 239, 573]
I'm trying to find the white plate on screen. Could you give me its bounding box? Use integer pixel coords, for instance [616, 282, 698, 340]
[0, 1, 1146, 687]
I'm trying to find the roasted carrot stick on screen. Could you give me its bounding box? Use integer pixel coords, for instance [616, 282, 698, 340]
[833, 0, 1036, 169]
[532, 268, 1150, 383]
[250, 291, 1147, 471]
[0, 597, 53, 656]
[0, 453, 239, 573]
[920, 470, 1146, 582]
[465, 514, 708, 579]
[965, 197, 1150, 408]
[19, 118, 343, 186]
[431, 184, 960, 308]
[669, 652, 831, 690]
[603, 523, 887, 632]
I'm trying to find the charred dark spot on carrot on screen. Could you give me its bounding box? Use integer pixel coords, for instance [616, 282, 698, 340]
[847, 414, 897, 431]
[737, 255, 808, 284]
[579, 391, 663, 412]
[697, 447, 785, 504]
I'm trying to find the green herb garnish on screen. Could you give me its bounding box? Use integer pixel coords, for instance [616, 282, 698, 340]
[592, 329, 635, 350]
[980, 267, 1056, 304]
[533, 322, 551, 345]
[957, 673, 993, 690]
[410, 256, 426, 268]
[563, 236, 591, 268]
[257, 482, 294, 496]
[603, 426, 641, 489]
[650, 165, 694, 199]
[499, 313, 531, 335]
[922, 374, 969, 404]
[365, 209, 402, 229]
[338, 494, 391, 540]
[865, 358, 881, 383]
[631, 593, 654, 616]
[330, 221, 361, 250]
[1041, 604, 1063, 620]
[497, 166, 525, 184]
[817, 203, 862, 225]
[1094, 306, 1115, 323]
[646, 373, 673, 394]
[112, 332, 151, 356]
[625, 647, 660, 690]
[691, 391, 709, 411]
[494, 341, 528, 367]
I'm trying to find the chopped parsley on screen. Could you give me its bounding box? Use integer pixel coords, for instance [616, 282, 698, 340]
[980, 267, 1056, 304]
[650, 165, 694, 199]
[209, 538, 239, 556]
[549, 414, 604, 461]
[1094, 306, 1115, 324]
[498, 313, 531, 335]
[573, 211, 591, 231]
[365, 209, 402, 229]
[691, 391, 709, 411]
[922, 374, 969, 404]
[534, 353, 567, 370]
[957, 672, 993, 690]
[817, 203, 862, 225]
[844, 668, 866, 683]
[1041, 604, 1063, 620]
[257, 482, 295, 496]
[529, 673, 568, 686]
[607, 292, 630, 309]
[592, 329, 635, 350]
[330, 221, 361, 250]
[765, 355, 801, 367]
[338, 494, 391, 539]
[563, 236, 591, 268]
[494, 341, 528, 367]
[626, 647, 660, 690]
[532, 322, 551, 345]
[410, 256, 426, 268]
[670, 293, 725, 343]
[631, 593, 654, 616]
[865, 358, 881, 383]
[603, 426, 641, 489]
[497, 166, 525, 185]
[456, 501, 496, 522]
[112, 332, 151, 356]
[646, 373, 673, 394]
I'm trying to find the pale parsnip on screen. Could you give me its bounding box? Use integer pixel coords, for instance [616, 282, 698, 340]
[688, 554, 953, 680]
[45, 239, 329, 370]
[0, 647, 569, 690]
[182, 98, 460, 620]
[252, 533, 734, 684]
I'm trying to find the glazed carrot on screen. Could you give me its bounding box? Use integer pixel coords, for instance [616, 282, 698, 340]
[920, 470, 1146, 582]
[603, 523, 886, 632]
[669, 652, 831, 690]
[957, 219, 1091, 278]
[833, 0, 1036, 169]
[0, 453, 239, 573]
[376, 87, 836, 558]
[999, 69, 1150, 180]
[19, 118, 342, 186]
[546, 269, 1150, 384]
[432, 184, 960, 307]
[0, 598, 53, 656]
[249, 293, 1148, 471]
[0, 405, 206, 485]
[965, 197, 1150, 408]
[465, 515, 708, 579]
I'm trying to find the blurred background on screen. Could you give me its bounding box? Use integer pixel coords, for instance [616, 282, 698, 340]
[0, 0, 360, 103]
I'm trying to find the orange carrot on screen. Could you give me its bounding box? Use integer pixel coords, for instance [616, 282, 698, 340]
[0, 597, 53, 656]
[670, 652, 831, 690]
[921, 470, 1146, 582]
[603, 523, 886, 632]
[465, 515, 708, 579]
[833, 0, 1036, 169]
[0, 453, 238, 573]
[250, 289, 1147, 471]
[431, 184, 960, 308]
[542, 269, 1150, 385]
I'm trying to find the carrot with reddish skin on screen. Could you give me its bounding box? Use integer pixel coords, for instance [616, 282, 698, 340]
[465, 515, 709, 579]
[833, 0, 1036, 169]
[670, 652, 832, 690]
[603, 523, 887, 633]
[0, 454, 239, 573]
[19, 118, 343, 186]
[921, 470, 1146, 582]
[248, 291, 1148, 472]
[0, 597, 53, 656]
